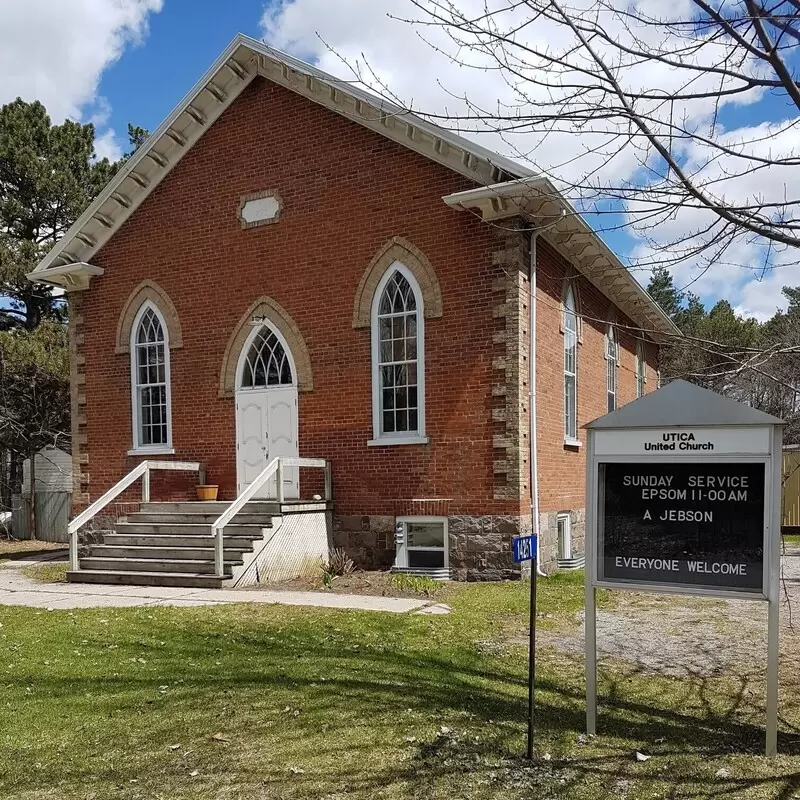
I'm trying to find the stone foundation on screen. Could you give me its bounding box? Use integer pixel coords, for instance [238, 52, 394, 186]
[537, 507, 586, 572]
[332, 514, 396, 569]
[333, 513, 533, 581]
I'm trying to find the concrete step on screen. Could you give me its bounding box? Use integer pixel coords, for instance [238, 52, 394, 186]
[105, 533, 261, 549]
[79, 557, 235, 575]
[140, 501, 280, 515]
[125, 514, 274, 526]
[66, 570, 225, 589]
[116, 521, 268, 535]
[91, 545, 250, 561]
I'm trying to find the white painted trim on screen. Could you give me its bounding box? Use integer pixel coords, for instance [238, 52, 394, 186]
[130, 301, 173, 452]
[234, 320, 300, 497]
[370, 262, 426, 444]
[563, 284, 578, 441]
[127, 448, 175, 456]
[557, 512, 572, 560]
[235, 320, 299, 390]
[368, 436, 430, 447]
[564, 438, 583, 449]
[395, 516, 449, 571]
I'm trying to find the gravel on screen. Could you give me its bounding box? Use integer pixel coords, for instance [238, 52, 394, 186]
[539, 554, 800, 678]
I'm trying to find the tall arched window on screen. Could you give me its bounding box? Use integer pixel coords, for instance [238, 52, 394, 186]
[131, 303, 172, 451]
[563, 285, 578, 440]
[606, 322, 618, 412]
[371, 264, 426, 444]
[636, 339, 646, 398]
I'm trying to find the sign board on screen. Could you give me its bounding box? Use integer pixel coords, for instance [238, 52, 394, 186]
[599, 462, 765, 594]
[583, 379, 783, 756]
[513, 535, 537, 563]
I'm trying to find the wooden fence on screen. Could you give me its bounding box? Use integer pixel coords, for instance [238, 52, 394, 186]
[11, 492, 71, 542]
[783, 451, 800, 530]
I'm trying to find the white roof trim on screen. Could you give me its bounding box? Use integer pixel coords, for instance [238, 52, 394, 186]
[443, 177, 680, 340]
[27, 34, 676, 341]
[26, 262, 104, 292]
[30, 34, 530, 277]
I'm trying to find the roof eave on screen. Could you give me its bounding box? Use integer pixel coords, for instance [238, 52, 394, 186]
[443, 177, 681, 341]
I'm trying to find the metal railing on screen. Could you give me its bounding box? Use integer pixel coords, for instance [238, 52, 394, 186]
[211, 456, 331, 578]
[67, 460, 204, 572]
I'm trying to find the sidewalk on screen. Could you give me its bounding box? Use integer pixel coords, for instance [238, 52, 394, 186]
[0, 552, 442, 614]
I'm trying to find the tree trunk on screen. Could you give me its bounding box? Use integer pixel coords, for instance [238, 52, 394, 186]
[28, 448, 36, 540]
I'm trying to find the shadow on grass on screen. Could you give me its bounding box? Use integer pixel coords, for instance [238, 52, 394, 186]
[4, 617, 800, 798]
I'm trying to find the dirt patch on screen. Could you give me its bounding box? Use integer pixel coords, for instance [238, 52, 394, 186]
[242, 570, 449, 599]
[537, 556, 800, 679]
[0, 538, 67, 560]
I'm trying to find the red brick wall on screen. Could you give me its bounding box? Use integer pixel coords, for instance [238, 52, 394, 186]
[77, 75, 659, 528]
[81, 76, 526, 518]
[534, 238, 659, 514]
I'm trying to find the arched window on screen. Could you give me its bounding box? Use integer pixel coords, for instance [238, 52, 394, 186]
[240, 326, 294, 388]
[371, 265, 426, 443]
[563, 285, 578, 440]
[636, 339, 646, 398]
[131, 303, 172, 450]
[606, 323, 618, 412]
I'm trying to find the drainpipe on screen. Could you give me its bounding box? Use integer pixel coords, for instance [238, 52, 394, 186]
[529, 231, 547, 577]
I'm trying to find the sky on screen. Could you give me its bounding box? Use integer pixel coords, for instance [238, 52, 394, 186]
[2, 0, 797, 321]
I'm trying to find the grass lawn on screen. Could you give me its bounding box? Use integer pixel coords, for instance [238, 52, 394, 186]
[1, 572, 799, 799]
[783, 534, 800, 545]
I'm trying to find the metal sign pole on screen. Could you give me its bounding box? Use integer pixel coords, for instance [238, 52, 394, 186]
[585, 582, 597, 735]
[766, 424, 782, 756]
[527, 556, 538, 759]
[585, 430, 597, 735]
[513, 533, 538, 759]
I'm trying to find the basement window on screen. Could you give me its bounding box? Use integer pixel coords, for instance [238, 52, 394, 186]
[393, 517, 449, 577]
[557, 513, 572, 561]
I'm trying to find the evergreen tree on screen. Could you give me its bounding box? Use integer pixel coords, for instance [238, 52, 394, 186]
[647, 266, 684, 320]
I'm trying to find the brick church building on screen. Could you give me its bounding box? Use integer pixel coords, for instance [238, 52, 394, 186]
[30, 35, 677, 583]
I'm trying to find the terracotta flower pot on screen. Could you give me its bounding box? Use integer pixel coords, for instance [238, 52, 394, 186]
[196, 485, 219, 501]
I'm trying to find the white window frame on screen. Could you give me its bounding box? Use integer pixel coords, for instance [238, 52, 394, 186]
[129, 301, 174, 455]
[563, 285, 579, 446]
[394, 516, 449, 571]
[369, 262, 428, 446]
[636, 339, 647, 398]
[605, 322, 618, 412]
[236, 322, 298, 391]
[557, 512, 572, 561]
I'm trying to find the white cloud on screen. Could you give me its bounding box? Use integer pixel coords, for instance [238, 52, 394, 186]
[93, 128, 124, 163]
[260, 0, 796, 321]
[0, 0, 162, 151]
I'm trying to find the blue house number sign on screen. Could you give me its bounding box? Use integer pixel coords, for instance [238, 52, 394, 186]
[513, 535, 537, 563]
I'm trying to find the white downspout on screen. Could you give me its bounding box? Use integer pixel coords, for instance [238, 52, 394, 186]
[529, 231, 547, 577]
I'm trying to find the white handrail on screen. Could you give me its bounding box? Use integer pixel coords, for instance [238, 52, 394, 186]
[211, 456, 332, 578]
[67, 460, 203, 573]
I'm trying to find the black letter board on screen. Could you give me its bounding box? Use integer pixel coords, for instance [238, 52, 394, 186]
[599, 462, 765, 593]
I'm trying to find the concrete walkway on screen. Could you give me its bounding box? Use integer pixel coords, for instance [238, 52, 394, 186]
[0, 552, 440, 614]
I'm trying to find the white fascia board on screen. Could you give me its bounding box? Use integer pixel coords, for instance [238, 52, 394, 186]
[443, 177, 681, 340]
[26, 261, 104, 291]
[31, 34, 256, 275]
[31, 33, 538, 282]
[244, 35, 534, 182]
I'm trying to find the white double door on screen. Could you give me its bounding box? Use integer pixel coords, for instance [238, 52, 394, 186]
[235, 387, 299, 499]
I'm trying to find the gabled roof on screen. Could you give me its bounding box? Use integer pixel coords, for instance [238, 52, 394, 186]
[28, 33, 677, 338]
[586, 379, 784, 428]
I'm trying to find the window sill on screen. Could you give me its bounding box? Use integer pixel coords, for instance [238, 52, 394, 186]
[127, 448, 176, 456]
[368, 436, 430, 447]
[564, 438, 582, 450]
